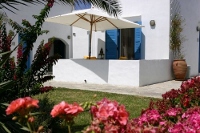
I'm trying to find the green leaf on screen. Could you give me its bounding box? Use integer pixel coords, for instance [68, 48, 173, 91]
[29, 112, 43, 116]
[20, 126, 30, 132]
[0, 51, 12, 57]
[0, 122, 12, 133]
[0, 81, 14, 94]
[0, 52, 12, 68]
[1, 103, 9, 106]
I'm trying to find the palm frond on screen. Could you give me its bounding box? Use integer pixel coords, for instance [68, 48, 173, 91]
[0, 0, 121, 16]
[85, 0, 121, 16]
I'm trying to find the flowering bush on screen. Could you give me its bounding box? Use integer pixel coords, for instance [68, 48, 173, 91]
[5, 97, 43, 132]
[84, 98, 129, 133]
[0, 1, 60, 132]
[127, 76, 200, 133]
[169, 107, 200, 133]
[5, 76, 200, 133]
[156, 76, 200, 111]
[40, 86, 53, 93]
[0, 0, 59, 103]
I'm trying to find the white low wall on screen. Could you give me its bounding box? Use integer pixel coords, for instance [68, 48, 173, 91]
[108, 60, 140, 86]
[53, 59, 173, 87]
[139, 60, 173, 86]
[53, 59, 109, 84]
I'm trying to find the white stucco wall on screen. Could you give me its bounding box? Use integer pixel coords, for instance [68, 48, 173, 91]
[72, 0, 171, 60]
[53, 59, 139, 86]
[108, 60, 140, 86]
[5, 3, 73, 59]
[53, 59, 140, 86]
[139, 60, 173, 86]
[72, 28, 89, 58]
[53, 59, 109, 84]
[53, 59, 172, 87]
[173, 0, 200, 76]
[121, 0, 171, 59]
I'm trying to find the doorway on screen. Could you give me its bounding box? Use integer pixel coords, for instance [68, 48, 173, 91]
[120, 28, 135, 59]
[105, 24, 142, 60]
[48, 38, 66, 73]
[53, 39, 66, 59]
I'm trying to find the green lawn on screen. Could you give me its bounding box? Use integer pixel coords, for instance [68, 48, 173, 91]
[34, 88, 158, 132]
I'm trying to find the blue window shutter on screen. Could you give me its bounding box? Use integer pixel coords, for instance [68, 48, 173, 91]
[18, 34, 31, 70]
[74, 0, 91, 10]
[105, 29, 120, 59]
[134, 21, 142, 60]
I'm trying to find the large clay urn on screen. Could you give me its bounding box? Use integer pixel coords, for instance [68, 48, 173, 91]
[172, 59, 187, 80]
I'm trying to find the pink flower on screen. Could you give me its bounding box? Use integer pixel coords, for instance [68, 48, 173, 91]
[6, 97, 39, 115]
[166, 108, 182, 117]
[91, 98, 129, 125]
[64, 103, 84, 116]
[28, 116, 35, 123]
[88, 98, 129, 132]
[181, 78, 195, 91]
[50, 101, 83, 121]
[17, 44, 23, 64]
[103, 123, 119, 133]
[47, 0, 54, 7]
[92, 98, 118, 121]
[84, 119, 101, 133]
[9, 59, 15, 70]
[13, 74, 17, 80]
[40, 86, 53, 93]
[118, 105, 129, 125]
[138, 109, 161, 125]
[182, 95, 191, 107]
[169, 123, 184, 133]
[181, 107, 200, 131]
[50, 101, 66, 118]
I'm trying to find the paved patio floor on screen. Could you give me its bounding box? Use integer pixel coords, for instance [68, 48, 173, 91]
[44, 80, 182, 98]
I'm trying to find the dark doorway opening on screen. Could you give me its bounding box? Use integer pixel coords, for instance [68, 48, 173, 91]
[54, 39, 66, 59]
[48, 39, 66, 73]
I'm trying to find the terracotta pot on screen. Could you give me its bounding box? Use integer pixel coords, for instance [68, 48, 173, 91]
[172, 59, 187, 81]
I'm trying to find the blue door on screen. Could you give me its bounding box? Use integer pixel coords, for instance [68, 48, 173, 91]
[134, 21, 142, 60]
[105, 22, 141, 60]
[105, 30, 120, 59]
[18, 34, 31, 70]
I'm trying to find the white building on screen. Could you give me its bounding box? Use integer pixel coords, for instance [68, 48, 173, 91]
[6, 0, 200, 86]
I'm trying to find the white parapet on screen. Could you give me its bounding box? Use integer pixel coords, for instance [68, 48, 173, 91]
[53, 59, 173, 87]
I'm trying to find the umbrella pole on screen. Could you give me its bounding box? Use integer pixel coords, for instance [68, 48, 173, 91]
[89, 23, 93, 59]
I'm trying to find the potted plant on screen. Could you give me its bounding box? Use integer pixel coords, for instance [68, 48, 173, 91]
[170, 13, 187, 80]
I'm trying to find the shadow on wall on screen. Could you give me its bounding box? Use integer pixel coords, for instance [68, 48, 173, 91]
[139, 59, 174, 86]
[97, 39, 105, 59]
[72, 59, 109, 83]
[141, 32, 145, 59]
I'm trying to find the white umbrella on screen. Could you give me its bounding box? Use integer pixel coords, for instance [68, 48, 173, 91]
[45, 8, 142, 59]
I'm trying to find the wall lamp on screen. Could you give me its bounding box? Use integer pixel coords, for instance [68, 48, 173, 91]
[150, 20, 156, 26]
[197, 26, 200, 31]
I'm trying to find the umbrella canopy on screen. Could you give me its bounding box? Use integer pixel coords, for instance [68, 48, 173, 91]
[45, 8, 142, 59]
